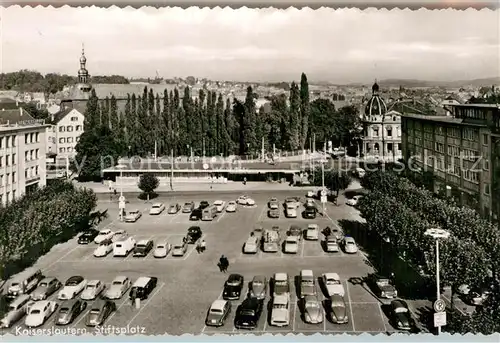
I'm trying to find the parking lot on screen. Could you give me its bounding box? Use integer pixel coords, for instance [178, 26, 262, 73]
[3, 190, 417, 336]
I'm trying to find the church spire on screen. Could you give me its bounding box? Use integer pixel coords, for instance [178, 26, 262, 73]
[77, 44, 92, 93]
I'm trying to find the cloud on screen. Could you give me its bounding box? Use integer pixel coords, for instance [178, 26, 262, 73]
[1, 6, 498, 83]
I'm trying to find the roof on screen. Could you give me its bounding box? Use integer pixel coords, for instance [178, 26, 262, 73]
[324, 273, 340, 280]
[252, 275, 267, 282]
[112, 276, 128, 282]
[0, 97, 20, 110]
[274, 294, 288, 305]
[51, 107, 79, 124]
[0, 108, 36, 125]
[133, 277, 151, 288]
[30, 300, 49, 310]
[211, 299, 227, 310]
[87, 279, 101, 286]
[152, 202, 163, 206]
[274, 272, 288, 281]
[10, 267, 41, 282]
[450, 103, 499, 109]
[401, 112, 486, 127]
[301, 270, 314, 276]
[136, 240, 151, 246]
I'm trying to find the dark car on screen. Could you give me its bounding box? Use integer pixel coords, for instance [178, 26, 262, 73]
[303, 206, 316, 219]
[190, 209, 202, 221]
[187, 226, 203, 244]
[234, 297, 264, 330]
[268, 209, 280, 219]
[199, 201, 210, 210]
[223, 274, 244, 300]
[133, 240, 154, 257]
[129, 277, 158, 301]
[389, 300, 414, 331]
[55, 299, 87, 326]
[287, 225, 303, 240]
[85, 299, 116, 327]
[467, 287, 492, 306]
[78, 230, 99, 245]
[368, 274, 398, 299]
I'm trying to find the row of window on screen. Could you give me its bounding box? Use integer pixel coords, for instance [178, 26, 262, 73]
[59, 147, 74, 153]
[0, 172, 17, 185]
[0, 154, 17, 167]
[25, 132, 40, 145]
[457, 108, 486, 120]
[0, 135, 17, 149]
[370, 126, 401, 138]
[25, 149, 40, 162]
[25, 166, 40, 180]
[0, 190, 16, 205]
[463, 128, 480, 141]
[59, 125, 83, 132]
[59, 137, 80, 144]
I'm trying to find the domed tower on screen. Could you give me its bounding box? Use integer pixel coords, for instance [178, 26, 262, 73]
[364, 81, 387, 121]
[77, 44, 92, 93]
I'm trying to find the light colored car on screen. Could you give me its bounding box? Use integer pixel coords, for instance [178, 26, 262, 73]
[246, 197, 256, 206]
[285, 204, 298, 218]
[213, 200, 226, 213]
[94, 229, 115, 244]
[285, 197, 300, 208]
[149, 203, 165, 215]
[243, 236, 260, 254]
[31, 277, 62, 301]
[322, 273, 345, 297]
[124, 209, 142, 222]
[94, 239, 113, 257]
[237, 195, 249, 205]
[270, 294, 290, 327]
[355, 167, 366, 178]
[103, 276, 131, 300]
[205, 299, 232, 327]
[172, 240, 188, 257]
[306, 190, 315, 198]
[283, 236, 299, 254]
[268, 198, 280, 209]
[24, 300, 58, 328]
[226, 201, 237, 212]
[324, 236, 340, 252]
[346, 195, 363, 206]
[343, 237, 358, 254]
[58, 276, 87, 300]
[113, 236, 136, 257]
[168, 203, 181, 214]
[302, 295, 323, 324]
[305, 224, 319, 240]
[0, 294, 32, 328]
[153, 241, 172, 258]
[81, 280, 106, 301]
[273, 273, 290, 297]
[300, 270, 316, 298]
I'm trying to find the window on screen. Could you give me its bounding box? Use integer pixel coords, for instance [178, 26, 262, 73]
[373, 127, 379, 137]
[0, 137, 2, 149]
[6, 173, 9, 185]
[59, 138, 66, 144]
[35, 166, 39, 175]
[387, 127, 393, 137]
[59, 126, 65, 132]
[398, 143, 402, 151]
[25, 168, 29, 179]
[12, 136, 16, 147]
[25, 151, 29, 161]
[12, 172, 16, 183]
[66, 126, 73, 132]
[484, 184, 490, 195]
[485, 160, 489, 170]
[76, 125, 82, 131]
[59, 148, 66, 153]
[12, 190, 15, 200]
[6, 155, 9, 166]
[30, 150, 34, 161]
[6, 192, 10, 203]
[483, 134, 488, 145]
[12, 154, 16, 165]
[35, 149, 39, 159]
[67, 137, 74, 144]
[387, 143, 393, 152]
[71, 116, 78, 122]
[67, 147, 73, 153]
[35, 133, 39, 142]
[30, 133, 34, 143]
[6, 136, 10, 148]
[0, 156, 2, 167]
[0, 175, 3, 186]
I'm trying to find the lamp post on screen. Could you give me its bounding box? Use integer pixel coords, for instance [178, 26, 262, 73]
[115, 164, 127, 222]
[424, 227, 451, 335]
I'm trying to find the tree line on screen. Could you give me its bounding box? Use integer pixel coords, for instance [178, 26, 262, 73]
[74, 72, 362, 181]
[0, 70, 129, 94]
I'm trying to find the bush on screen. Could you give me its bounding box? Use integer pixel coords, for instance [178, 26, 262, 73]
[138, 174, 160, 200]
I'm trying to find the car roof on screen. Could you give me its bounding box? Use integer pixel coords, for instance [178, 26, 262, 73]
[152, 203, 163, 206]
[40, 277, 56, 283]
[10, 294, 31, 306]
[307, 224, 319, 229]
[112, 276, 128, 283]
[133, 277, 151, 288]
[301, 270, 314, 277]
[330, 294, 346, 305]
[274, 294, 288, 305]
[214, 200, 224, 204]
[60, 298, 80, 308]
[345, 237, 355, 242]
[67, 276, 84, 282]
[228, 274, 243, 281]
[252, 275, 267, 282]
[91, 299, 108, 310]
[99, 229, 111, 233]
[391, 300, 406, 307]
[324, 273, 340, 280]
[156, 241, 168, 246]
[136, 239, 151, 245]
[87, 279, 101, 286]
[274, 273, 288, 281]
[228, 201, 236, 204]
[211, 299, 227, 310]
[31, 301, 49, 310]
[286, 236, 299, 242]
[304, 295, 319, 303]
[129, 209, 139, 212]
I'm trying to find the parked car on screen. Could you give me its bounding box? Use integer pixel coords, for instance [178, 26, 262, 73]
[467, 287, 492, 306]
[199, 201, 210, 210]
[329, 227, 344, 241]
[149, 202, 165, 215]
[223, 274, 244, 300]
[31, 277, 62, 301]
[343, 236, 358, 254]
[324, 236, 340, 253]
[268, 198, 280, 209]
[55, 299, 87, 326]
[205, 300, 232, 327]
[300, 270, 316, 298]
[305, 224, 319, 240]
[270, 294, 290, 327]
[187, 226, 203, 244]
[272, 273, 290, 297]
[226, 201, 237, 212]
[58, 276, 87, 300]
[213, 200, 226, 213]
[249, 275, 268, 300]
[283, 236, 299, 254]
[78, 230, 99, 244]
[0, 294, 32, 328]
[182, 201, 195, 213]
[113, 236, 136, 257]
[168, 203, 181, 214]
[322, 273, 345, 297]
[301, 295, 323, 324]
[94, 239, 114, 257]
[5, 268, 43, 300]
[303, 205, 317, 219]
[172, 239, 188, 257]
[287, 225, 303, 240]
[103, 276, 131, 300]
[94, 229, 115, 244]
[234, 297, 264, 330]
[389, 300, 414, 331]
[329, 294, 349, 324]
[346, 195, 363, 206]
[133, 239, 154, 257]
[368, 274, 398, 299]
[284, 197, 300, 208]
[306, 190, 315, 198]
[124, 209, 142, 223]
[81, 280, 106, 301]
[24, 300, 58, 328]
[129, 277, 158, 301]
[189, 209, 202, 221]
[246, 197, 256, 206]
[268, 208, 280, 218]
[237, 195, 249, 205]
[243, 235, 260, 254]
[153, 241, 172, 258]
[85, 299, 116, 327]
[285, 204, 298, 218]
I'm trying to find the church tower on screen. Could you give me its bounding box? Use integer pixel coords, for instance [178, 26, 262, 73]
[77, 44, 92, 93]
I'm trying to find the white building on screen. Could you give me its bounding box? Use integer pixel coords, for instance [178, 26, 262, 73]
[50, 108, 85, 158]
[0, 108, 49, 206]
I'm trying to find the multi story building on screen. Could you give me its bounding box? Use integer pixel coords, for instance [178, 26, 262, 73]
[401, 103, 500, 220]
[0, 108, 49, 206]
[49, 108, 85, 158]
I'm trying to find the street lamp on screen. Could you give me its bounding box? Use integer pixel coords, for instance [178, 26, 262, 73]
[424, 227, 451, 335]
[115, 164, 127, 221]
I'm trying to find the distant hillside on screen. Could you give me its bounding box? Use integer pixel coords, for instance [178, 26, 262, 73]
[376, 77, 500, 88]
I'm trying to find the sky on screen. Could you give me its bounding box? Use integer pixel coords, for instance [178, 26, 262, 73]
[0, 6, 498, 83]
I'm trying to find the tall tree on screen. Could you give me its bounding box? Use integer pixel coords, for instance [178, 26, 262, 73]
[224, 98, 236, 155]
[216, 94, 225, 155]
[300, 73, 310, 150]
[83, 89, 99, 130]
[109, 95, 118, 131]
[289, 82, 301, 150]
[233, 99, 246, 155]
[243, 86, 258, 154]
[161, 89, 170, 154]
[101, 97, 110, 129]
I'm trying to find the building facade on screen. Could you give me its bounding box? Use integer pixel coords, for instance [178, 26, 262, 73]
[0, 109, 49, 206]
[49, 108, 85, 158]
[401, 103, 500, 220]
[362, 82, 402, 161]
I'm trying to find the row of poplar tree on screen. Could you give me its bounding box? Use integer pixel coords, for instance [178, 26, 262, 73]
[81, 73, 312, 158]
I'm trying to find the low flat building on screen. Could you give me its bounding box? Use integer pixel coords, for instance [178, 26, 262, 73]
[401, 103, 500, 220]
[0, 108, 50, 205]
